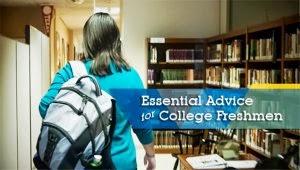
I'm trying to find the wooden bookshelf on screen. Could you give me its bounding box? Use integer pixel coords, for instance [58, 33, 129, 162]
[245, 144, 272, 159]
[147, 15, 300, 156]
[148, 83, 204, 89]
[147, 37, 206, 88]
[148, 62, 201, 69]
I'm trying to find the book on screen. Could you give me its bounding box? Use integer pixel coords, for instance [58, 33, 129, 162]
[285, 28, 300, 58]
[283, 68, 300, 83]
[149, 45, 158, 63]
[154, 130, 192, 149]
[226, 160, 257, 169]
[161, 69, 203, 84]
[247, 69, 280, 86]
[245, 129, 280, 156]
[147, 69, 155, 84]
[224, 40, 242, 62]
[249, 36, 276, 60]
[222, 67, 245, 88]
[166, 49, 204, 63]
[186, 154, 227, 169]
[207, 44, 222, 62]
[206, 66, 222, 85]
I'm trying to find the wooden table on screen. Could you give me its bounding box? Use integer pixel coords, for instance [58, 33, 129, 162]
[178, 153, 259, 170]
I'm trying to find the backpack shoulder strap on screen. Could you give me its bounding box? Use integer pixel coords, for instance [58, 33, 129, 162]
[69, 60, 88, 77]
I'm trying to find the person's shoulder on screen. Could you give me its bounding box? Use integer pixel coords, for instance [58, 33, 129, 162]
[57, 62, 72, 76]
[126, 67, 144, 88]
[126, 67, 140, 78]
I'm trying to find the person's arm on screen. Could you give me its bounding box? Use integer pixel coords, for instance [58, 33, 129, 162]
[39, 64, 73, 118]
[133, 117, 156, 170]
[130, 69, 156, 169]
[143, 142, 156, 170]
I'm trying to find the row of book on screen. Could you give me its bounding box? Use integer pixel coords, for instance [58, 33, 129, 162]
[207, 44, 222, 62]
[154, 130, 193, 149]
[148, 69, 155, 84]
[207, 38, 276, 62]
[248, 37, 276, 61]
[222, 67, 245, 88]
[282, 136, 298, 153]
[285, 28, 300, 58]
[151, 68, 297, 86]
[245, 129, 280, 156]
[166, 49, 204, 63]
[224, 40, 242, 62]
[206, 66, 245, 88]
[247, 69, 280, 86]
[149, 46, 158, 63]
[151, 31, 300, 63]
[161, 69, 203, 84]
[219, 129, 299, 157]
[283, 68, 300, 83]
[206, 66, 222, 85]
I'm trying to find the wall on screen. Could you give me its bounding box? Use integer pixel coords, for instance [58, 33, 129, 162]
[220, 0, 230, 34]
[122, 0, 220, 85]
[0, 6, 44, 39]
[230, 0, 299, 30]
[54, 13, 74, 72]
[50, 10, 56, 80]
[73, 28, 84, 59]
[0, 7, 2, 33]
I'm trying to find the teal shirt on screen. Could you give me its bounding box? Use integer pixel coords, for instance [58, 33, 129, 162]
[39, 59, 153, 170]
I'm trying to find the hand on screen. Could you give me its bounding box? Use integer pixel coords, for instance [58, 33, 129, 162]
[144, 153, 156, 170]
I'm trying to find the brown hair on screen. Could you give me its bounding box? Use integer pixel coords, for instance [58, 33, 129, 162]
[83, 12, 130, 75]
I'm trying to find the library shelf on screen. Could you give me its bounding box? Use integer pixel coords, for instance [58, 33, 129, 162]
[283, 130, 300, 139]
[222, 28, 246, 40]
[247, 59, 278, 63]
[284, 14, 300, 26]
[154, 147, 196, 154]
[205, 84, 222, 88]
[148, 62, 203, 69]
[154, 147, 178, 154]
[147, 14, 300, 158]
[205, 61, 222, 65]
[148, 83, 203, 89]
[223, 61, 244, 65]
[245, 144, 272, 159]
[247, 18, 283, 34]
[283, 58, 300, 62]
[147, 37, 205, 44]
[207, 35, 223, 43]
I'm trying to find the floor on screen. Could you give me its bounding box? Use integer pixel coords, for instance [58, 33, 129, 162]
[132, 131, 178, 170]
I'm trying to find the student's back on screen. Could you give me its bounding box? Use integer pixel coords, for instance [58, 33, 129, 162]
[39, 12, 156, 170]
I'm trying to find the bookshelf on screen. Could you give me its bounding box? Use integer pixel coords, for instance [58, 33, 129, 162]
[147, 38, 206, 88]
[147, 15, 300, 158]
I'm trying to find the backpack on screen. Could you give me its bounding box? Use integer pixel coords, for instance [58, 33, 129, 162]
[33, 61, 116, 169]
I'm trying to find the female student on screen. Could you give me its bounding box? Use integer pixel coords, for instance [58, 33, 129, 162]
[39, 12, 156, 170]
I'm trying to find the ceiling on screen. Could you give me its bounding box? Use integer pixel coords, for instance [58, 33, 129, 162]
[0, 0, 120, 8]
[0, 0, 121, 29]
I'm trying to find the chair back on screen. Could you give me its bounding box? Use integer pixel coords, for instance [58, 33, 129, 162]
[173, 130, 216, 155]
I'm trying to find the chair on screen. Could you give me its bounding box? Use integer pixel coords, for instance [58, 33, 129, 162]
[171, 130, 216, 170]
